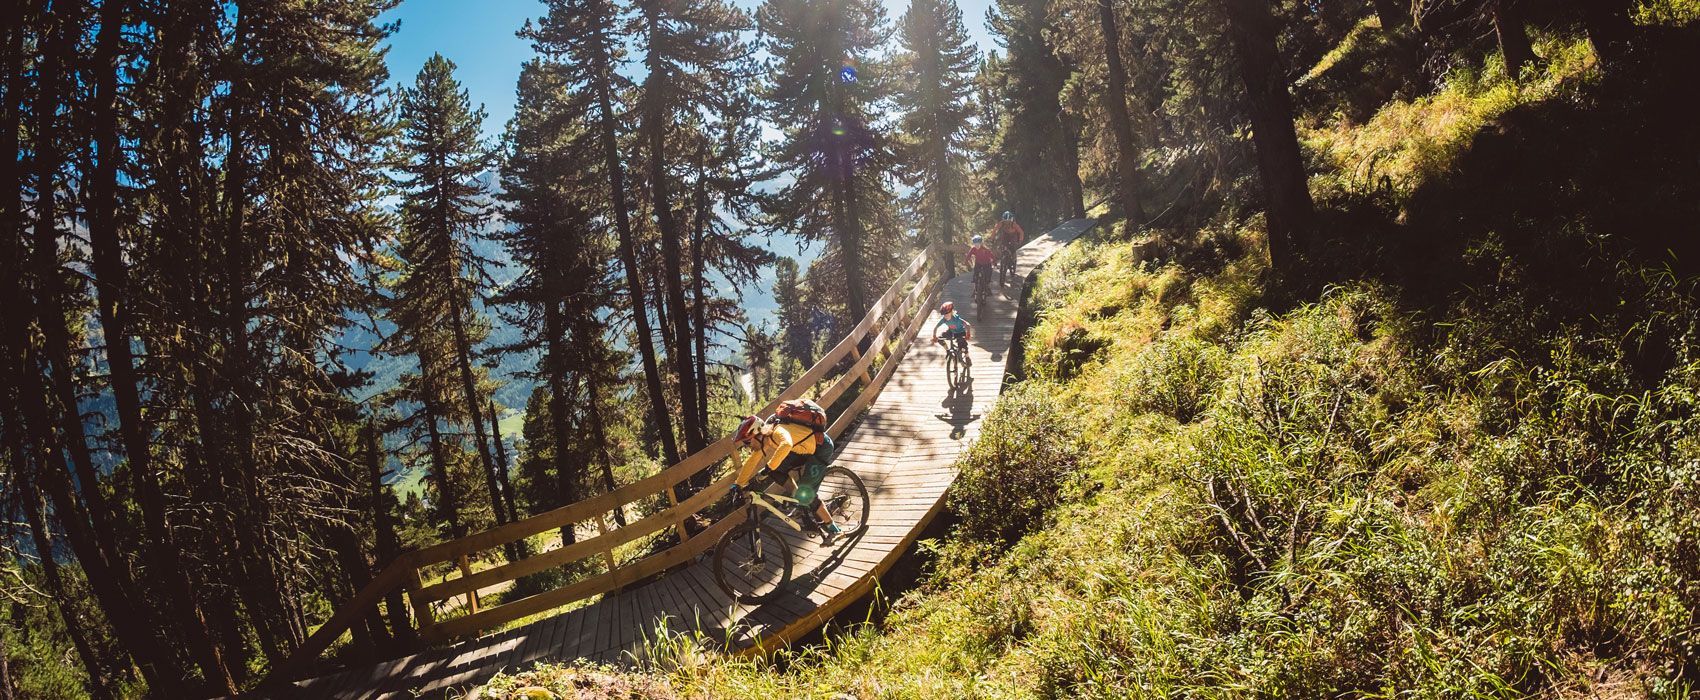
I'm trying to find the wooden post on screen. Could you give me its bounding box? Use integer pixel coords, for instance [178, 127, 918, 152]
[847, 346, 874, 386]
[664, 484, 692, 544]
[406, 567, 435, 637]
[595, 513, 618, 570]
[457, 555, 479, 613]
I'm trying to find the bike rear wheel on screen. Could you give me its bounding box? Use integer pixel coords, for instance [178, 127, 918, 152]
[817, 466, 870, 535]
[712, 516, 794, 603]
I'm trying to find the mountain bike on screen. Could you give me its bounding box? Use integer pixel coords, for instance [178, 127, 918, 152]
[998, 246, 1017, 286]
[941, 332, 971, 383]
[712, 465, 870, 604]
[972, 266, 991, 318]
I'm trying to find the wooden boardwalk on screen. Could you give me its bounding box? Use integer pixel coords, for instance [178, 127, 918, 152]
[288, 218, 1094, 699]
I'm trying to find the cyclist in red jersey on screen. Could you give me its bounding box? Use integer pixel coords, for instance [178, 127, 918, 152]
[993, 211, 1025, 285]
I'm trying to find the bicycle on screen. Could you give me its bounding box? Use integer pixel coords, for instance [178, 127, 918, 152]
[998, 246, 1017, 286]
[972, 266, 991, 317]
[712, 464, 870, 603]
[940, 332, 971, 383]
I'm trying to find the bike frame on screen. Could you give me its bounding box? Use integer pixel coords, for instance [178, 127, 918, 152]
[742, 486, 807, 533]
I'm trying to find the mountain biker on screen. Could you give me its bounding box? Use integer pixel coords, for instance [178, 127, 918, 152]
[933, 301, 972, 350]
[965, 235, 996, 293]
[993, 212, 1025, 285]
[729, 414, 856, 543]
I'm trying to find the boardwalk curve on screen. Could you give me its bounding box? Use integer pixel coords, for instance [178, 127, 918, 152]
[285, 218, 1094, 699]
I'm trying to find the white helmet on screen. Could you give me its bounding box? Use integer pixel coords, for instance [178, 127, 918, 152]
[971, 235, 983, 245]
[1001, 211, 1014, 221]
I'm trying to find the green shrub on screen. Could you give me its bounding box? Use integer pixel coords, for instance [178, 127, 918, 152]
[949, 382, 1082, 545]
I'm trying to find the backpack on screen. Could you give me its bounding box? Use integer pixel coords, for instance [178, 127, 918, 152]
[771, 398, 828, 432]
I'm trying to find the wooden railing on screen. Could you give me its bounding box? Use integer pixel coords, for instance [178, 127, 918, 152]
[270, 250, 941, 683]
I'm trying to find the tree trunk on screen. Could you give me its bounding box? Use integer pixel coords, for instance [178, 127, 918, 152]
[1097, 0, 1147, 225]
[590, 40, 680, 468]
[546, 342, 580, 547]
[84, 2, 238, 690]
[640, 9, 707, 457]
[364, 422, 416, 646]
[487, 398, 520, 531]
[936, 138, 958, 278]
[19, 6, 186, 690]
[1577, 0, 1634, 64]
[1220, 0, 1316, 273]
[1494, 1, 1537, 77]
[1059, 113, 1087, 219]
[420, 384, 464, 538]
[584, 372, 627, 527]
[446, 281, 515, 560]
[690, 151, 711, 434]
[29, 0, 124, 569]
[19, 491, 113, 700]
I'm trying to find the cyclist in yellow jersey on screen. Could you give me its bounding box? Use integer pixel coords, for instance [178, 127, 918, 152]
[730, 416, 855, 540]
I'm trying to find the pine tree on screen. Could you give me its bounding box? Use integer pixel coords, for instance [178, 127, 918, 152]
[1095, 0, 1147, 224]
[759, 0, 907, 325]
[895, 0, 981, 277]
[498, 58, 623, 537]
[1219, 0, 1315, 271]
[773, 257, 815, 375]
[390, 54, 516, 557]
[987, 0, 1085, 226]
[635, 0, 753, 453]
[523, 0, 683, 467]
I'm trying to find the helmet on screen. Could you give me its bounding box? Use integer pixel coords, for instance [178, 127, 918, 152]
[1002, 211, 1014, 221]
[971, 235, 983, 245]
[939, 301, 955, 315]
[735, 415, 763, 443]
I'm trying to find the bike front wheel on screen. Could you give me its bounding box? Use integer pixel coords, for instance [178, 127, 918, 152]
[712, 516, 794, 604]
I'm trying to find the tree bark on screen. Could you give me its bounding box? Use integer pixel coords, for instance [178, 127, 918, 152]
[589, 36, 680, 468]
[446, 277, 515, 558]
[1097, 0, 1147, 225]
[420, 378, 464, 538]
[83, 2, 237, 690]
[690, 150, 712, 434]
[364, 422, 415, 646]
[20, 491, 113, 700]
[1494, 1, 1537, 77]
[1059, 113, 1087, 219]
[640, 6, 708, 456]
[487, 398, 519, 534]
[1220, 0, 1316, 273]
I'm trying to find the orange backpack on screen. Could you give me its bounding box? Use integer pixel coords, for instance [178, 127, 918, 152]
[771, 398, 829, 432]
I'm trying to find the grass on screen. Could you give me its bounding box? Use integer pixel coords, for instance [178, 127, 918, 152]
[1302, 34, 1598, 203]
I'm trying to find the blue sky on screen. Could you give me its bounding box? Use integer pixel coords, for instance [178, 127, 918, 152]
[378, 0, 1000, 141]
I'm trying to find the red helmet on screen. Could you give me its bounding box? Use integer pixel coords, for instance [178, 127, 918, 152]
[939, 301, 955, 315]
[735, 415, 763, 443]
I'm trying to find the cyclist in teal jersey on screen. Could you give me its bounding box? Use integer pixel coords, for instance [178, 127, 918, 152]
[933, 301, 973, 349]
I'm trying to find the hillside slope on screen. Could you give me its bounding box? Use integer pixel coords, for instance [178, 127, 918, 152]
[468, 20, 1700, 700]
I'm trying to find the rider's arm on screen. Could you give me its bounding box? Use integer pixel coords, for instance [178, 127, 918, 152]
[733, 429, 795, 488]
[733, 446, 765, 489]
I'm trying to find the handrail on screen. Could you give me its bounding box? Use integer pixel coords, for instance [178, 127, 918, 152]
[270, 249, 940, 683]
